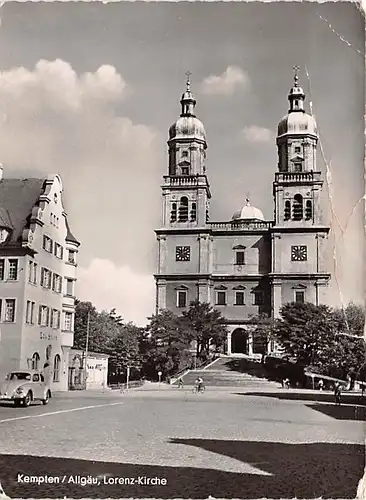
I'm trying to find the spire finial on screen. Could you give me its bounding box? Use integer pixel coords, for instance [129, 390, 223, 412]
[185, 71, 192, 92]
[293, 65, 300, 86]
[245, 192, 251, 205]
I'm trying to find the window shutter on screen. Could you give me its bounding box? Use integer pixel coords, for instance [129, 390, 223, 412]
[38, 306, 42, 325]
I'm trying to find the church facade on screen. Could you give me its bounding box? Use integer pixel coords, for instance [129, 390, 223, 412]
[154, 72, 330, 356]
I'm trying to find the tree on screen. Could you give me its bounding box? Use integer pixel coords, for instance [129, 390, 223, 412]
[248, 313, 275, 354]
[332, 303, 365, 337]
[315, 334, 366, 382]
[273, 302, 336, 367]
[73, 300, 101, 351]
[107, 323, 142, 382]
[182, 300, 228, 360]
[142, 310, 192, 379]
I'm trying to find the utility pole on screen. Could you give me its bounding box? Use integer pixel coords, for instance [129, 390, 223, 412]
[84, 310, 90, 390]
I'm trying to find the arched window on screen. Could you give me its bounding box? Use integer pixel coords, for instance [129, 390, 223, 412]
[170, 202, 177, 222]
[292, 194, 303, 220]
[53, 354, 61, 382]
[190, 202, 197, 221]
[284, 200, 291, 220]
[31, 352, 40, 370]
[305, 200, 312, 220]
[178, 197, 189, 222]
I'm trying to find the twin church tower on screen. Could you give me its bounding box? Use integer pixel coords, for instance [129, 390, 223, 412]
[154, 70, 330, 355]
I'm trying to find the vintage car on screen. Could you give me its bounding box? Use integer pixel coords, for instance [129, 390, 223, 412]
[0, 371, 51, 407]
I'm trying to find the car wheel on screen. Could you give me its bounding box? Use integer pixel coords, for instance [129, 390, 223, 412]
[23, 392, 32, 407]
[42, 391, 50, 405]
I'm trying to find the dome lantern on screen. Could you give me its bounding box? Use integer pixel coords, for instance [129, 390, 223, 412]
[277, 66, 317, 139]
[168, 72, 207, 143]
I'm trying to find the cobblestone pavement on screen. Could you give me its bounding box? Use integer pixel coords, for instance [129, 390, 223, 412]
[0, 387, 364, 498]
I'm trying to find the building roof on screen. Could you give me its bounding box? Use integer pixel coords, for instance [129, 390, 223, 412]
[65, 217, 80, 246]
[0, 178, 45, 246]
[277, 111, 317, 138]
[0, 176, 80, 248]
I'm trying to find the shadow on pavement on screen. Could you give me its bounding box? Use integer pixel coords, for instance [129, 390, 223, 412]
[307, 402, 366, 421]
[236, 391, 366, 406]
[0, 440, 363, 499]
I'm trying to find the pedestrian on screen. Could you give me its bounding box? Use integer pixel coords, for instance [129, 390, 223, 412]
[318, 379, 324, 391]
[178, 378, 183, 389]
[334, 382, 342, 405]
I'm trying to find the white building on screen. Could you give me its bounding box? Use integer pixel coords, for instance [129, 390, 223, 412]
[69, 349, 109, 390]
[0, 172, 79, 391]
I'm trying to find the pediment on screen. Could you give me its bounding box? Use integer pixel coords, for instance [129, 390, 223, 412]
[233, 285, 246, 290]
[291, 284, 307, 289]
[291, 155, 304, 162]
[179, 160, 190, 166]
[214, 285, 228, 290]
[233, 245, 246, 250]
[175, 285, 189, 290]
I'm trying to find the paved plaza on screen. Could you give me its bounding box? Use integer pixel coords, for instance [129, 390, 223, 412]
[0, 384, 364, 499]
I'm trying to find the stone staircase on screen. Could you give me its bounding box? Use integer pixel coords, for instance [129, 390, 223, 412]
[176, 356, 278, 388]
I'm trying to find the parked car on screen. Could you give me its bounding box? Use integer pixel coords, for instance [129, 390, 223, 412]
[0, 371, 51, 407]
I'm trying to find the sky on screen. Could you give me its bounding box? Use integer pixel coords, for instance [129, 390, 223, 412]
[0, 1, 363, 325]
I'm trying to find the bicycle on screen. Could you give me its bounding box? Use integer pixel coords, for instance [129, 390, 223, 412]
[192, 384, 205, 394]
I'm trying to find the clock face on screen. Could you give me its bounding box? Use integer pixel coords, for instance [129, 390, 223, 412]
[176, 246, 190, 262]
[291, 245, 307, 261]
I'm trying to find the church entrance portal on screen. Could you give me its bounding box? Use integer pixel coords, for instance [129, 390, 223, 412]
[231, 328, 249, 354]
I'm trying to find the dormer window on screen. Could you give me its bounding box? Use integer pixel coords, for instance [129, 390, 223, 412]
[294, 162, 302, 172]
[0, 228, 9, 243]
[181, 166, 189, 175]
[181, 151, 188, 157]
[294, 146, 301, 153]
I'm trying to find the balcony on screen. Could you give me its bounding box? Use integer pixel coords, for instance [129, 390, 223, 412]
[163, 175, 208, 188]
[210, 221, 273, 231]
[61, 331, 74, 347]
[62, 295, 75, 308]
[275, 172, 322, 184]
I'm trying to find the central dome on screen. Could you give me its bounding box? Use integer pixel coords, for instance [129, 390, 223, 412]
[232, 200, 265, 221]
[169, 116, 206, 141]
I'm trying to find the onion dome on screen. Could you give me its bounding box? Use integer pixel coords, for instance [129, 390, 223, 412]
[277, 68, 317, 138]
[232, 199, 265, 221]
[169, 74, 206, 142]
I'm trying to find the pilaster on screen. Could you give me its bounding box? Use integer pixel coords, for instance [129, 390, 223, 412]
[156, 280, 167, 311]
[157, 235, 167, 274]
[271, 279, 282, 318]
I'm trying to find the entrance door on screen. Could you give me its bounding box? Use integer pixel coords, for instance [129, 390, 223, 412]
[231, 328, 249, 354]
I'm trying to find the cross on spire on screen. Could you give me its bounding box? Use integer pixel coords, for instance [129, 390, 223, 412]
[293, 65, 300, 86]
[185, 71, 192, 91]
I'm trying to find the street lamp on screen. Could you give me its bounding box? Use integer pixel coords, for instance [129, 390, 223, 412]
[126, 366, 130, 390]
[190, 340, 198, 369]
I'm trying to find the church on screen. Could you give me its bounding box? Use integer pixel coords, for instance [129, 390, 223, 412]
[154, 70, 331, 356]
